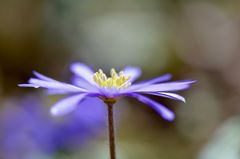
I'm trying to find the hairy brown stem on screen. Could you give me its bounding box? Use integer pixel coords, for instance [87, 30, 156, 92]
[106, 102, 116, 159]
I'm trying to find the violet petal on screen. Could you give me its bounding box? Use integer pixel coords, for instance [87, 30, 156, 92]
[28, 78, 87, 92]
[130, 93, 175, 121]
[133, 80, 196, 92]
[33, 71, 59, 82]
[70, 62, 96, 85]
[50, 93, 87, 116]
[143, 92, 186, 103]
[123, 66, 142, 82]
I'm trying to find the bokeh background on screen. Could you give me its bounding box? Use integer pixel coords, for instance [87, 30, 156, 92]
[1, 0, 240, 159]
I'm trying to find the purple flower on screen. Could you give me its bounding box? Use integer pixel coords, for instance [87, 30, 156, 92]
[19, 62, 195, 121]
[0, 95, 106, 159]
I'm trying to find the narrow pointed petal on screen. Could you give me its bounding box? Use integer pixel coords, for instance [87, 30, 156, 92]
[71, 76, 98, 91]
[139, 73, 172, 85]
[130, 93, 175, 121]
[123, 66, 142, 82]
[33, 71, 59, 82]
[28, 78, 87, 92]
[144, 92, 186, 103]
[70, 62, 96, 85]
[50, 94, 87, 116]
[125, 74, 172, 92]
[134, 80, 196, 92]
[18, 84, 39, 88]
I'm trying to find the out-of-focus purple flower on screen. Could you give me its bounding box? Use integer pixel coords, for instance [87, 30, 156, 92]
[0, 94, 106, 159]
[19, 62, 195, 121]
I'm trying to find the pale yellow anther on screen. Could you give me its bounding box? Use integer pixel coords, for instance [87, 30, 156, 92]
[93, 68, 131, 89]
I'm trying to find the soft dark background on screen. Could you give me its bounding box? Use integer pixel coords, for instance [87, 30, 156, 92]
[1, 0, 240, 159]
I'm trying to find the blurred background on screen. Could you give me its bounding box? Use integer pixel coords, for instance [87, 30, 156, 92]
[1, 0, 240, 159]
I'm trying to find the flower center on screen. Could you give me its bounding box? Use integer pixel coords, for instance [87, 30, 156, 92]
[93, 68, 131, 89]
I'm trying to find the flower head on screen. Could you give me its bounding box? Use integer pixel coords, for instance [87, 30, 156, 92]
[19, 62, 195, 121]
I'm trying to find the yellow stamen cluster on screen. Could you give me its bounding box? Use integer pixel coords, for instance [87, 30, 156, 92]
[93, 69, 131, 89]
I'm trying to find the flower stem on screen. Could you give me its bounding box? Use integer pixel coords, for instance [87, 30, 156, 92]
[105, 101, 116, 159]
